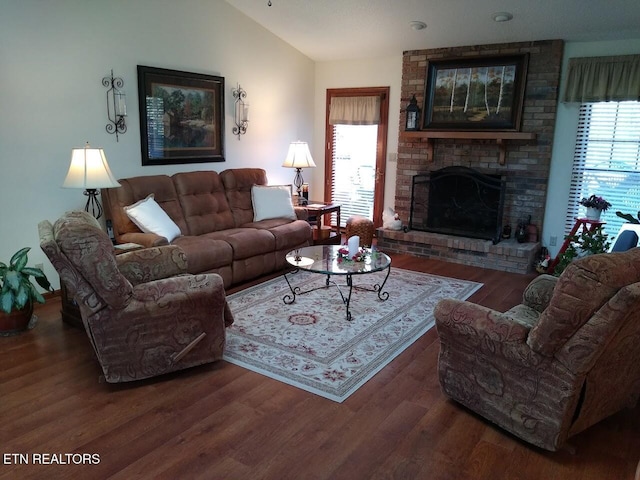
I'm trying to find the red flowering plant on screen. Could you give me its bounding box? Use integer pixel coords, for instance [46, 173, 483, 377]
[579, 194, 611, 211]
[337, 246, 367, 263]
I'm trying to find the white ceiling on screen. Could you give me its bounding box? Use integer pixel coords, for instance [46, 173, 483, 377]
[225, 0, 640, 62]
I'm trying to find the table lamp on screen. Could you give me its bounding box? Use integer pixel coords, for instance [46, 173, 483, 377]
[62, 142, 121, 219]
[282, 141, 316, 205]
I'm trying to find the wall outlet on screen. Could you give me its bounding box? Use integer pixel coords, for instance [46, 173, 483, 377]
[549, 236, 557, 246]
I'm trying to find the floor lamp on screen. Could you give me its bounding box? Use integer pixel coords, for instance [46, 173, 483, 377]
[62, 142, 121, 219]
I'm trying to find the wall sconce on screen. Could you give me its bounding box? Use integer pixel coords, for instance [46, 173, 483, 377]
[102, 69, 127, 141]
[62, 142, 121, 219]
[232, 84, 249, 140]
[405, 94, 420, 131]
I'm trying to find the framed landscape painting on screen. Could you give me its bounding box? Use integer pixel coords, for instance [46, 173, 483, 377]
[137, 66, 225, 165]
[422, 54, 529, 131]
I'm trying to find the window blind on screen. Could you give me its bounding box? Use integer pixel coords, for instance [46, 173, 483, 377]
[566, 101, 640, 238]
[331, 124, 377, 226]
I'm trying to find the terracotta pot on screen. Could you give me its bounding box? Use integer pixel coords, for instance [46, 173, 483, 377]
[0, 303, 34, 335]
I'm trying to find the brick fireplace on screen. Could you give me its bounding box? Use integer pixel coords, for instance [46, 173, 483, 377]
[377, 39, 564, 273]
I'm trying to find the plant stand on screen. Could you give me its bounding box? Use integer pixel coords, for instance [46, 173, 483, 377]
[548, 218, 605, 274]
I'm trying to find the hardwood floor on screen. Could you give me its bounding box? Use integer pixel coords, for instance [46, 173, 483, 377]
[2, 254, 639, 480]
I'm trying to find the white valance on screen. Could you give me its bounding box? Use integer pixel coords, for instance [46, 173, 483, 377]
[563, 54, 640, 103]
[328, 96, 381, 125]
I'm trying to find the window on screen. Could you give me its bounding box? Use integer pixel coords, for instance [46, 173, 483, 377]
[330, 124, 378, 226]
[566, 101, 640, 238]
[325, 87, 389, 228]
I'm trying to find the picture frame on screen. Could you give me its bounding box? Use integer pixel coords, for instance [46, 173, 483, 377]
[137, 65, 225, 165]
[422, 54, 529, 131]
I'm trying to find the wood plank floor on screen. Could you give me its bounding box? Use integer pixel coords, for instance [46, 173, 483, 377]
[2, 254, 639, 480]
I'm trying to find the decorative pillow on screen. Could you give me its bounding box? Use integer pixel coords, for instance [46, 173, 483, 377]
[251, 185, 296, 222]
[124, 194, 181, 242]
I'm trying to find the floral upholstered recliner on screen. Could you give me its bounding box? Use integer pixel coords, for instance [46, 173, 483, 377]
[434, 248, 640, 451]
[39, 211, 234, 383]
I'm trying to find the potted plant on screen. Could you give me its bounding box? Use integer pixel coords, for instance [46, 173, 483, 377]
[1, 247, 53, 334]
[580, 194, 611, 221]
[553, 226, 611, 276]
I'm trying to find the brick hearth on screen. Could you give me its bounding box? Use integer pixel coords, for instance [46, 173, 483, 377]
[378, 39, 563, 274]
[377, 228, 540, 274]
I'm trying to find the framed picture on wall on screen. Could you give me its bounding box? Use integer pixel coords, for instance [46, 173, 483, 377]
[422, 54, 529, 131]
[137, 65, 225, 165]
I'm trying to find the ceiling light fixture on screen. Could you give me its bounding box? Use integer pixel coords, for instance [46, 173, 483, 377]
[409, 21, 427, 31]
[491, 12, 513, 22]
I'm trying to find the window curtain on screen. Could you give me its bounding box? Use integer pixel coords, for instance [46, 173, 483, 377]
[563, 54, 640, 103]
[329, 96, 381, 125]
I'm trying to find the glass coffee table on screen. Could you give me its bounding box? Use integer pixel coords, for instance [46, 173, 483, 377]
[283, 245, 391, 321]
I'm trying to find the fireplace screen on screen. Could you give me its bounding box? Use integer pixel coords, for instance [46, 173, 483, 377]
[410, 167, 506, 243]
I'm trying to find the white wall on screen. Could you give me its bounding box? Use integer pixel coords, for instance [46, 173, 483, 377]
[543, 39, 640, 256]
[313, 55, 403, 207]
[0, 0, 314, 288]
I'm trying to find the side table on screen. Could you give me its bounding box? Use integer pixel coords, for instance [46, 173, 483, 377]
[305, 201, 341, 245]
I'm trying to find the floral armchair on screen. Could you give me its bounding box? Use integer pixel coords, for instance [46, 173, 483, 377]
[39, 211, 234, 383]
[434, 248, 640, 451]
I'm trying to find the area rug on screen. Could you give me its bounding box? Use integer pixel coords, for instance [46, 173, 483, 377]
[223, 268, 482, 402]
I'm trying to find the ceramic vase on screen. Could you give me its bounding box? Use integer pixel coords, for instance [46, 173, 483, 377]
[585, 207, 602, 221]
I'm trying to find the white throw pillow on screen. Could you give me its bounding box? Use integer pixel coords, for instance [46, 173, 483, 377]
[251, 185, 296, 222]
[123, 194, 181, 242]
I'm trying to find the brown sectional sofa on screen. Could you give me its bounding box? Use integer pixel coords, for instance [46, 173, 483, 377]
[102, 168, 312, 288]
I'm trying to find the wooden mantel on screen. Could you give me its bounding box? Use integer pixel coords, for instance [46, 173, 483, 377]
[400, 131, 536, 165]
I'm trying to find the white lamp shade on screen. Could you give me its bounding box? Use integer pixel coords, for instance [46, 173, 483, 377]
[63, 144, 121, 189]
[282, 141, 316, 169]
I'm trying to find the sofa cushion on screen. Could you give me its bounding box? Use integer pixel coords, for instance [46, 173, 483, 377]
[104, 175, 188, 237]
[124, 194, 182, 242]
[203, 228, 275, 260]
[251, 185, 296, 221]
[220, 168, 268, 227]
[243, 218, 312, 251]
[171, 235, 233, 273]
[528, 248, 640, 356]
[173, 171, 236, 235]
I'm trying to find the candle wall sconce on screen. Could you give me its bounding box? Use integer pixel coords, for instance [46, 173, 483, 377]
[232, 84, 248, 140]
[102, 69, 127, 141]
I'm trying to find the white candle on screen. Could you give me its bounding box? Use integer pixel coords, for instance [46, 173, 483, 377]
[348, 235, 360, 257]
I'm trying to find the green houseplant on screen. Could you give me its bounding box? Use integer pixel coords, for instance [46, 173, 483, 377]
[0, 247, 52, 333]
[553, 226, 611, 276]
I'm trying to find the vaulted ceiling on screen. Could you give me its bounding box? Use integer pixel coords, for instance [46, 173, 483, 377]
[225, 0, 640, 61]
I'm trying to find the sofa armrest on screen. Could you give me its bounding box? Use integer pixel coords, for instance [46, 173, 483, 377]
[435, 298, 530, 345]
[87, 273, 232, 382]
[522, 274, 557, 313]
[116, 245, 187, 285]
[294, 206, 309, 221]
[118, 231, 169, 248]
[434, 298, 546, 368]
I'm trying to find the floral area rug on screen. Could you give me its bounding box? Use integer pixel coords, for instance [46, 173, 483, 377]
[223, 268, 482, 403]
